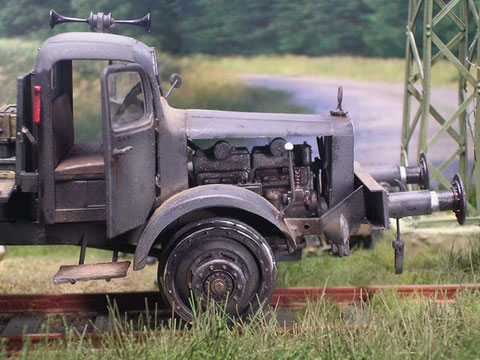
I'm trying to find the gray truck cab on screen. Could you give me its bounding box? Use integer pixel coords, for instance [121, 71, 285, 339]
[34, 32, 159, 238]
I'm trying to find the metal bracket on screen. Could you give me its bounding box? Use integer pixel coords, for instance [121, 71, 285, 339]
[319, 186, 365, 245]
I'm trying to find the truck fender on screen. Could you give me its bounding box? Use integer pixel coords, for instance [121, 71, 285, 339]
[133, 184, 296, 270]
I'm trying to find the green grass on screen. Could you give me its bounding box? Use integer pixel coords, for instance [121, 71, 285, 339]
[278, 232, 480, 287]
[5, 231, 479, 292]
[3, 287, 480, 359]
[200, 54, 461, 86]
[166, 61, 309, 114]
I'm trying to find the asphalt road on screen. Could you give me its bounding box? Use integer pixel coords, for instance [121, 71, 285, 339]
[243, 74, 464, 172]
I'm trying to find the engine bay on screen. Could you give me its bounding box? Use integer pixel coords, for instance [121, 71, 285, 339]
[191, 138, 323, 218]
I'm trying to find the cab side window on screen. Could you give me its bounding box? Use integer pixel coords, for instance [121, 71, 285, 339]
[108, 71, 145, 131]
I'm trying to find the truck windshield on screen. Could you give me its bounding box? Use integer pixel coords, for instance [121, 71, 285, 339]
[108, 71, 145, 130]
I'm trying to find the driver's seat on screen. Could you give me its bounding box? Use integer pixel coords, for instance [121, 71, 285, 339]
[54, 141, 105, 181]
[52, 94, 105, 181]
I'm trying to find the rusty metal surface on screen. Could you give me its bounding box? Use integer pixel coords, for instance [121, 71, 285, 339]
[0, 291, 165, 315]
[1, 284, 478, 315]
[53, 261, 130, 284]
[270, 283, 480, 307]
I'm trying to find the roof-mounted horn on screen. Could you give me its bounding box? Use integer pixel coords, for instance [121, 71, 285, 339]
[49, 9, 151, 33]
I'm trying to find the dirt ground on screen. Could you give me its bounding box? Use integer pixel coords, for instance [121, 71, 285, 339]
[243, 75, 466, 178]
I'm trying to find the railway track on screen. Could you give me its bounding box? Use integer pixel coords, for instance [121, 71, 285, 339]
[1, 284, 479, 353]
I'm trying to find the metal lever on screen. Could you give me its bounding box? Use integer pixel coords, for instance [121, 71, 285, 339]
[330, 86, 348, 117]
[21, 126, 37, 146]
[392, 218, 404, 274]
[112, 146, 133, 156]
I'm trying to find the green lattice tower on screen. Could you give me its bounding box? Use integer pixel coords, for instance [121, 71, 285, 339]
[402, 0, 480, 216]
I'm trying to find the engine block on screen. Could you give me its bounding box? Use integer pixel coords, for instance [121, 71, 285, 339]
[192, 138, 318, 217]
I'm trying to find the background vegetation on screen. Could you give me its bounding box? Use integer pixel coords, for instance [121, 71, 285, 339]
[0, 0, 466, 58]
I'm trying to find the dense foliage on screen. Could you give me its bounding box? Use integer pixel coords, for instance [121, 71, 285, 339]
[0, 1, 464, 57]
[0, 0, 410, 57]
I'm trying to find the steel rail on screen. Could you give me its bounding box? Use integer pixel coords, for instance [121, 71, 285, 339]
[1, 284, 479, 353]
[270, 283, 480, 307]
[1, 284, 479, 315]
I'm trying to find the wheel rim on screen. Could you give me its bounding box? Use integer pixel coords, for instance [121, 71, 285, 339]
[159, 218, 276, 322]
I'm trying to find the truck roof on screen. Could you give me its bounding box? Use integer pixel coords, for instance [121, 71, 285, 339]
[35, 32, 154, 74]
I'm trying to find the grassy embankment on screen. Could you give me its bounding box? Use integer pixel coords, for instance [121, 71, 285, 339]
[1, 38, 479, 359]
[203, 54, 460, 86]
[2, 289, 480, 359]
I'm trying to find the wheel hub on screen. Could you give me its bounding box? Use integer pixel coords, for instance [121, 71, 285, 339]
[205, 271, 234, 300]
[190, 257, 246, 303]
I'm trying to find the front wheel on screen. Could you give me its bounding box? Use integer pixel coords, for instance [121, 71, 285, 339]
[158, 217, 277, 322]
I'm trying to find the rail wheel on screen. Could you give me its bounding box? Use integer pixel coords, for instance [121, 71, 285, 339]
[158, 217, 277, 322]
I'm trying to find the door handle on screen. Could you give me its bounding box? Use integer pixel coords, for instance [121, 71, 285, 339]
[112, 146, 133, 156]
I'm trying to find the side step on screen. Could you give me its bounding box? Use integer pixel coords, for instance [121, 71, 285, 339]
[53, 261, 130, 285]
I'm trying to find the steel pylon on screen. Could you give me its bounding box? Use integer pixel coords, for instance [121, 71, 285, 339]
[402, 0, 480, 216]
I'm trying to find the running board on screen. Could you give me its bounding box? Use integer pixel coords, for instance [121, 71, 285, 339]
[53, 261, 130, 285]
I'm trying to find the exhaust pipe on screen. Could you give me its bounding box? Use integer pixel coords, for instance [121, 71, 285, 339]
[388, 173, 466, 224]
[367, 153, 429, 189]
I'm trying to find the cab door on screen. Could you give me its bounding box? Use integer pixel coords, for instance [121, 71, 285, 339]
[101, 63, 156, 238]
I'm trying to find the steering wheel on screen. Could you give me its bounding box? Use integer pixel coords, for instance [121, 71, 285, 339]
[115, 82, 143, 117]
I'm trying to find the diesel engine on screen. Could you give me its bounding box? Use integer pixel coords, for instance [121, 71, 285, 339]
[191, 138, 321, 218]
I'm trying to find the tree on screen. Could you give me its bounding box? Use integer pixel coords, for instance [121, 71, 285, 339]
[0, 0, 72, 37]
[363, 0, 408, 57]
[176, 0, 276, 55]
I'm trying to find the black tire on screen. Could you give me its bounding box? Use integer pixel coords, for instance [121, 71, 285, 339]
[158, 217, 277, 322]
